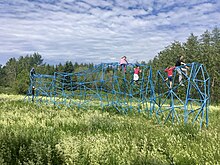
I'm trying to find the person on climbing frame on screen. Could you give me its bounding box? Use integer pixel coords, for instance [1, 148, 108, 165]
[119, 56, 128, 73]
[133, 65, 141, 85]
[164, 65, 176, 89]
[175, 55, 188, 86]
[30, 67, 35, 79]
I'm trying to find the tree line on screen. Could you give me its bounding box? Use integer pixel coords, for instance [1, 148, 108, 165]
[148, 27, 220, 104]
[0, 27, 219, 104]
[0, 53, 93, 95]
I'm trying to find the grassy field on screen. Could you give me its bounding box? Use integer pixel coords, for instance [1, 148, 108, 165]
[0, 94, 219, 165]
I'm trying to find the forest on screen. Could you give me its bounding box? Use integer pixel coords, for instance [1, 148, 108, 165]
[0, 27, 219, 104]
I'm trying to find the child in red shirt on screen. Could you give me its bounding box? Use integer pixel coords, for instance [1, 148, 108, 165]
[164, 66, 176, 88]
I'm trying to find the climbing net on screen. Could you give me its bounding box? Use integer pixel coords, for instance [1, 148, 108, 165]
[26, 62, 210, 127]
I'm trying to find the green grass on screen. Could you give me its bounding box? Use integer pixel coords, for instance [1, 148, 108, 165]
[0, 94, 219, 164]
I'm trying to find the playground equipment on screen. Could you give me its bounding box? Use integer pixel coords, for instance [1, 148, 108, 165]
[154, 62, 210, 127]
[26, 62, 210, 128]
[26, 63, 155, 113]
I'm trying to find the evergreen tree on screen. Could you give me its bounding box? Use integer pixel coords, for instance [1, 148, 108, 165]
[183, 33, 200, 63]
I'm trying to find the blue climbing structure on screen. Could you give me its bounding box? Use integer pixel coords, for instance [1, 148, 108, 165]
[154, 62, 210, 127]
[26, 63, 155, 114]
[26, 62, 210, 128]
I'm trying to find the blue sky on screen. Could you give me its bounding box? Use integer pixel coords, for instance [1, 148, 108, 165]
[0, 0, 220, 65]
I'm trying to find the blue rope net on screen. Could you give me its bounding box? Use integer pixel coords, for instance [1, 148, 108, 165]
[25, 62, 210, 127]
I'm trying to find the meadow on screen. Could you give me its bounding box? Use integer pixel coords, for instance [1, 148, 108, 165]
[0, 94, 219, 165]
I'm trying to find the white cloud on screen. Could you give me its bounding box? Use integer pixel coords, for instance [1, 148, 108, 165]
[0, 0, 219, 65]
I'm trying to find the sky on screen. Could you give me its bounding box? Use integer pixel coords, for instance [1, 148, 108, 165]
[0, 0, 220, 65]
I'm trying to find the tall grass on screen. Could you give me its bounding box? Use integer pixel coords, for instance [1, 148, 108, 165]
[0, 94, 219, 164]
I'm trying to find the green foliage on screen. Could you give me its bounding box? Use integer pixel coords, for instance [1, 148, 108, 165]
[0, 94, 219, 164]
[0, 53, 45, 94]
[0, 86, 15, 94]
[0, 53, 93, 95]
[14, 70, 29, 94]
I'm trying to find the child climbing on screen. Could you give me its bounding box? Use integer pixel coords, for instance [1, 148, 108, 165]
[119, 56, 128, 73]
[133, 65, 141, 85]
[30, 67, 35, 80]
[175, 55, 188, 86]
[164, 66, 176, 89]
